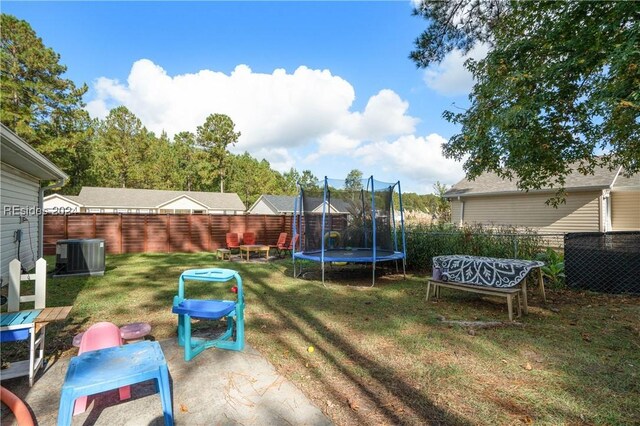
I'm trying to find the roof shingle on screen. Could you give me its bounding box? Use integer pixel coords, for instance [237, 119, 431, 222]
[76, 187, 245, 210]
[445, 165, 639, 198]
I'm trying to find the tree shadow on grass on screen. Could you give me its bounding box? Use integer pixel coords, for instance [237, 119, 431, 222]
[242, 268, 470, 425]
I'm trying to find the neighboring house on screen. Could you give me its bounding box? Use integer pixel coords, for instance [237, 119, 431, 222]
[248, 194, 350, 215]
[43, 187, 246, 215]
[445, 165, 640, 233]
[42, 193, 82, 213]
[248, 195, 296, 215]
[1, 124, 68, 284]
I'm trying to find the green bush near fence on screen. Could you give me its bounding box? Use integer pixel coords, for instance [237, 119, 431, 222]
[404, 223, 544, 271]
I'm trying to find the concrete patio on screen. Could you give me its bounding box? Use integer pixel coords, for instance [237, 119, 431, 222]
[1, 338, 332, 425]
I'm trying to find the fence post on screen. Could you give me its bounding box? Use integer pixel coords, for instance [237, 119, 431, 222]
[119, 214, 123, 254]
[188, 214, 192, 252]
[8, 259, 21, 312]
[513, 236, 519, 258]
[167, 214, 171, 253]
[208, 215, 212, 251]
[34, 258, 46, 309]
[144, 215, 148, 252]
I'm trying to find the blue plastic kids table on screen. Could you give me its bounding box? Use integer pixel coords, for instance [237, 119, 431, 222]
[172, 268, 244, 361]
[57, 340, 172, 426]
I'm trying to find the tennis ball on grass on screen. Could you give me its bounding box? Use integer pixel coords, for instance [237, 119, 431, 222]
[307, 346, 315, 353]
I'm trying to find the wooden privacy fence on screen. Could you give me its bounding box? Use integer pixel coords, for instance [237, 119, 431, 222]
[44, 214, 294, 255]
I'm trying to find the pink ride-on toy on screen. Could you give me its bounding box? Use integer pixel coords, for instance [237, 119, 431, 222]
[73, 322, 131, 415]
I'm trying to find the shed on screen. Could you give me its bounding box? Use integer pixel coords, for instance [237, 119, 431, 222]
[1, 124, 67, 284]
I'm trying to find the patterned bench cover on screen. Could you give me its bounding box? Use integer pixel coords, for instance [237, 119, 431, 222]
[433, 255, 544, 288]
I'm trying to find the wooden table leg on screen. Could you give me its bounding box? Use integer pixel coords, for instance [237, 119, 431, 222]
[538, 268, 547, 302]
[507, 294, 514, 321]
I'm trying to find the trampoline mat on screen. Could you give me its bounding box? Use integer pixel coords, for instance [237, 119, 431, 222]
[294, 249, 404, 263]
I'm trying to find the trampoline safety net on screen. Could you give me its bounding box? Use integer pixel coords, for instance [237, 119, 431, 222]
[295, 177, 405, 259]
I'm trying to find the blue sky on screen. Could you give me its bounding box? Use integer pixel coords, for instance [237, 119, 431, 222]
[4, 1, 484, 193]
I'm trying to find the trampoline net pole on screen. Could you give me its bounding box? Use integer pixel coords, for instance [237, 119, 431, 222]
[294, 175, 406, 286]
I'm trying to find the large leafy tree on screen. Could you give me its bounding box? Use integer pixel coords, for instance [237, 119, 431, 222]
[411, 1, 639, 203]
[145, 131, 180, 190]
[345, 169, 364, 191]
[431, 181, 451, 223]
[1, 14, 93, 191]
[91, 106, 152, 188]
[172, 131, 201, 191]
[227, 153, 283, 208]
[281, 168, 301, 195]
[196, 113, 241, 193]
[298, 170, 320, 190]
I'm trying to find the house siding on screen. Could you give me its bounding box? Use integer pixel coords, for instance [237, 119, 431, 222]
[450, 200, 463, 225]
[43, 195, 79, 212]
[159, 197, 209, 211]
[249, 200, 277, 215]
[611, 192, 640, 231]
[1, 163, 40, 284]
[456, 191, 601, 233]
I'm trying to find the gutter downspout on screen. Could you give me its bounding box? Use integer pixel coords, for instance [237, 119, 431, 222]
[603, 166, 622, 232]
[38, 178, 66, 258]
[604, 189, 612, 232]
[457, 196, 465, 226]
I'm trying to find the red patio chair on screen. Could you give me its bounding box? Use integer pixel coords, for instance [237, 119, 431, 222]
[226, 233, 240, 253]
[281, 234, 299, 257]
[270, 232, 288, 257]
[242, 232, 256, 245]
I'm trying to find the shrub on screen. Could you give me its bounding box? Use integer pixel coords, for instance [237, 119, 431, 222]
[403, 223, 544, 272]
[535, 247, 566, 288]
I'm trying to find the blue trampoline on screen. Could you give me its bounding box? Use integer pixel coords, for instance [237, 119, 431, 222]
[293, 176, 407, 286]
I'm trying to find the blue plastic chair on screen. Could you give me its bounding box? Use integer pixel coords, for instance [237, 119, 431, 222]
[172, 268, 244, 361]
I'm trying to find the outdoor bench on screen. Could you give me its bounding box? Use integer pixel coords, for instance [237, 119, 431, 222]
[427, 255, 546, 321]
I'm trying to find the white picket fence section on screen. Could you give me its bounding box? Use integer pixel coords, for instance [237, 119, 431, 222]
[8, 257, 47, 312]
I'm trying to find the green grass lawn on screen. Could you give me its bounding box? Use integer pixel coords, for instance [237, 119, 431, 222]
[3, 253, 639, 425]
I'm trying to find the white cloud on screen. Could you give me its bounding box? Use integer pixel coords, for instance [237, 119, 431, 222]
[339, 89, 418, 141]
[354, 134, 465, 191]
[423, 43, 489, 96]
[253, 147, 296, 173]
[305, 132, 362, 163]
[87, 60, 356, 149]
[86, 59, 421, 165]
[85, 59, 465, 193]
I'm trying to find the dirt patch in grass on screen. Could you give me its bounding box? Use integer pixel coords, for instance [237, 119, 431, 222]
[2, 253, 639, 425]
